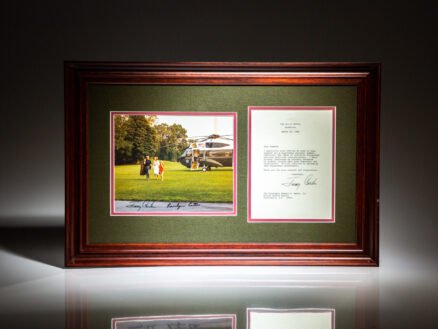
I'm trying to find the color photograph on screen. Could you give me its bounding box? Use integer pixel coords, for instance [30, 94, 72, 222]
[110, 112, 237, 215]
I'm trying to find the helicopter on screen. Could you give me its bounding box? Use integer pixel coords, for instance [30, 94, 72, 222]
[177, 134, 234, 171]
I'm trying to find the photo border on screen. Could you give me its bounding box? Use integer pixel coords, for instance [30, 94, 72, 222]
[110, 111, 238, 216]
[112, 314, 237, 329]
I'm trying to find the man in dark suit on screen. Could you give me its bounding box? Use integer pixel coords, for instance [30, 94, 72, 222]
[144, 156, 151, 181]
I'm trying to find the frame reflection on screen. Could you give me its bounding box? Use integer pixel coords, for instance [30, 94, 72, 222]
[66, 269, 378, 329]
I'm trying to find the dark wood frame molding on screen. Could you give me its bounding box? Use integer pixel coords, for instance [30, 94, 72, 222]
[65, 62, 380, 267]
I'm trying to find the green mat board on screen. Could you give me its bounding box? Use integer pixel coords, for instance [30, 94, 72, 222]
[87, 85, 357, 244]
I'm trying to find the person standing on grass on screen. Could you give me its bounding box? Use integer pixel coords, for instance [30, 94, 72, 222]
[144, 156, 151, 181]
[159, 160, 165, 181]
[140, 157, 146, 176]
[153, 156, 160, 180]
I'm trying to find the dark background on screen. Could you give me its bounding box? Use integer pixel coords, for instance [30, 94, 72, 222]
[1, 1, 437, 328]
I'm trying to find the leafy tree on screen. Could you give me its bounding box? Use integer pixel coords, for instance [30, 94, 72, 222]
[114, 115, 133, 165]
[145, 115, 157, 126]
[125, 115, 157, 162]
[114, 115, 157, 164]
[155, 123, 188, 161]
[113, 115, 189, 164]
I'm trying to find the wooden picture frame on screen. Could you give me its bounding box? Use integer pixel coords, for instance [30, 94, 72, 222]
[65, 62, 380, 266]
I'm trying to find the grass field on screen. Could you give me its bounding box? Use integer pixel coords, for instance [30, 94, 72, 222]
[114, 161, 233, 202]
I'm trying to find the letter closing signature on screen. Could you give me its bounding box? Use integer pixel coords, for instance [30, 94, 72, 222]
[281, 174, 318, 190]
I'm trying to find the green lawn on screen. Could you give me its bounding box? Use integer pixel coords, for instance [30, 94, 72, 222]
[115, 161, 233, 202]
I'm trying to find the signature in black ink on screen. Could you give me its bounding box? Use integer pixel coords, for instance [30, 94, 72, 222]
[126, 201, 201, 211]
[281, 177, 301, 190]
[142, 201, 157, 208]
[126, 201, 157, 211]
[167, 202, 200, 209]
[167, 202, 185, 210]
[281, 174, 318, 190]
[304, 174, 318, 186]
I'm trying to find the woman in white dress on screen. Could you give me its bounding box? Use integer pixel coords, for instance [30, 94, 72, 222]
[153, 157, 160, 180]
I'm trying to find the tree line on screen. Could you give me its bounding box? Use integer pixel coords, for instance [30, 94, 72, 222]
[114, 115, 189, 165]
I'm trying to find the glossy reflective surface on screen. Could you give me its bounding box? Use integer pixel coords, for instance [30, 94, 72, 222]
[0, 227, 437, 329]
[65, 269, 375, 329]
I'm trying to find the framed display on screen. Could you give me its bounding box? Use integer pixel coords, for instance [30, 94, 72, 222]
[65, 62, 380, 266]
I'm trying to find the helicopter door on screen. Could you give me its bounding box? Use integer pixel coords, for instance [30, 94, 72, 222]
[191, 149, 200, 170]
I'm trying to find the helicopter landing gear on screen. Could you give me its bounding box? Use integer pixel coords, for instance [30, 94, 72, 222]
[202, 165, 211, 172]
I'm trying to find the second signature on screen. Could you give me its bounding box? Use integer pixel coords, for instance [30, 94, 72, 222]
[126, 201, 201, 211]
[281, 174, 318, 190]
